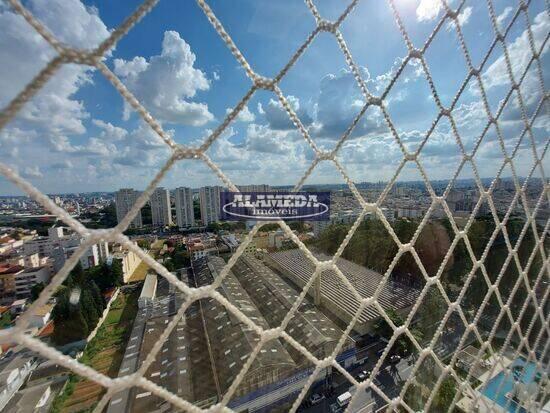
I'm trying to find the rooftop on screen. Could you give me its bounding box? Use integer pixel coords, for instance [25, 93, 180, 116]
[31, 304, 54, 317]
[232, 254, 353, 363]
[267, 249, 421, 332]
[0, 264, 24, 275]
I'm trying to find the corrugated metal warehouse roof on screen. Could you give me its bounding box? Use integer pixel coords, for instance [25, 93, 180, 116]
[267, 249, 420, 334]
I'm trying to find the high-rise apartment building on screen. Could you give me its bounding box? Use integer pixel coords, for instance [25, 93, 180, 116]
[199, 186, 222, 226]
[237, 184, 272, 192]
[175, 187, 194, 229]
[115, 188, 143, 228]
[151, 187, 172, 227]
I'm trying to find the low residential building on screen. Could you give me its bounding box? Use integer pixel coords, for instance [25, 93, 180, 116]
[268, 230, 285, 249]
[10, 299, 27, 316]
[14, 267, 50, 299]
[380, 207, 394, 222]
[6, 253, 40, 269]
[220, 234, 239, 252]
[97, 241, 110, 262]
[243, 233, 270, 255]
[187, 243, 218, 260]
[0, 265, 23, 305]
[312, 219, 330, 237]
[0, 238, 23, 255]
[23, 227, 105, 272]
[110, 243, 142, 283]
[186, 235, 218, 260]
[397, 206, 423, 219]
[1, 353, 67, 413]
[27, 304, 54, 329]
[3, 381, 52, 413]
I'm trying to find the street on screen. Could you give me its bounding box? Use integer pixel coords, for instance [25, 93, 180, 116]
[299, 348, 416, 413]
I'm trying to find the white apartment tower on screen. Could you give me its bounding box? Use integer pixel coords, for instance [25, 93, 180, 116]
[151, 187, 172, 227]
[115, 188, 143, 228]
[199, 186, 222, 226]
[175, 187, 194, 229]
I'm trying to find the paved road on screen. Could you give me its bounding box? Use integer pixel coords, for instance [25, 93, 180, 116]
[300, 350, 416, 413]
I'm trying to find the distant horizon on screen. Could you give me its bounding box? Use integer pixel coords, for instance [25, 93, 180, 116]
[0, 175, 540, 198]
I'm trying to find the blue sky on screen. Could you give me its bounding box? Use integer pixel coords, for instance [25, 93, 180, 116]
[0, 0, 548, 194]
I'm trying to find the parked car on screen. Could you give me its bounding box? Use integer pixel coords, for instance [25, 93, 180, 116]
[389, 354, 401, 364]
[356, 370, 371, 381]
[329, 403, 341, 413]
[309, 393, 325, 405]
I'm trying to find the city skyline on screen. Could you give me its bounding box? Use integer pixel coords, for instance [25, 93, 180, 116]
[0, 174, 543, 198]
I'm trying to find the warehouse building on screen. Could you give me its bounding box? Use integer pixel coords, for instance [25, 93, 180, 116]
[109, 254, 358, 412]
[231, 255, 355, 368]
[266, 249, 420, 335]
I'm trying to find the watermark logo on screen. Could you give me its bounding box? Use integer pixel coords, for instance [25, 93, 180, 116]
[220, 192, 330, 221]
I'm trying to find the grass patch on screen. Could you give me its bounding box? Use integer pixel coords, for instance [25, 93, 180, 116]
[52, 289, 139, 412]
[151, 239, 165, 251]
[0, 311, 12, 329]
[127, 239, 165, 282]
[126, 259, 149, 282]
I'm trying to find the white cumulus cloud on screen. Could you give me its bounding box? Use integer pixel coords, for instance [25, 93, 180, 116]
[114, 31, 214, 126]
[496, 7, 513, 30]
[226, 105, 255, 123]
[22, 166, 43, 179]
[0, 0, 109, 152]
[416, 0, 444, 22]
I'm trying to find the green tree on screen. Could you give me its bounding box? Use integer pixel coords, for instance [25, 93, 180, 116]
[52, 289, 90, 345]
[415, 289, 446, 341]
[64, 262, 85, 288]
[30, 282, 45, 301]
[258, 223, 280, 232]
[137, 239, 151, 250]
[289, 221, 306, 233]
[164, 259, 175, 272]
[207, 222, 221, 232]
[52, 262, 109, 345]
[110, 259, 123, 287]
[80, 290, 100, 329]
[374, 309, 420, 355]
[53, 309, 89, 344]
[172, 250, 190, 269]
[85, 279, 105, 311]
[433, 377, 456, 410]
[91, 260, 123, 291]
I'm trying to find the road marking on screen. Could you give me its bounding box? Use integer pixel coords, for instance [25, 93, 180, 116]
[353, 400, 375, 413]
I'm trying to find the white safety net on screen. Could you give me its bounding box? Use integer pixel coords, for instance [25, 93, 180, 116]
[0, 0, 548, 412]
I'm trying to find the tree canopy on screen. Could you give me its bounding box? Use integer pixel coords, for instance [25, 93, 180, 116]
[52, 262, 116, 345]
